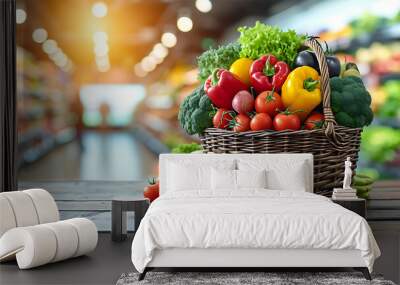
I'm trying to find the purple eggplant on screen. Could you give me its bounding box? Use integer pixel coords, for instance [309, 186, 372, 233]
[294, 50, 341, 78]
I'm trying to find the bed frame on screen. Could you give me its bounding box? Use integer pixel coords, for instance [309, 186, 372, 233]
[138, 154, 372, 281]
[139, 249, 371, 280]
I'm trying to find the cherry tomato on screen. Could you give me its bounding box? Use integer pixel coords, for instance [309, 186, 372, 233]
[233, 114, 251, 132]
[273, 112, 301, 131]
[213, 109, 233, 129]
[250, 113, 272, 131]
[304, 112, 325, 130]
[255, 91, 284, 117]
[144, 181, 159, 202]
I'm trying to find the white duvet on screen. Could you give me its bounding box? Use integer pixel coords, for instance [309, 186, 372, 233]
[131, 190, 380, 273]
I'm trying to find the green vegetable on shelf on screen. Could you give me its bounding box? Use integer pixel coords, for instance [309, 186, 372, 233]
[178, 85, 214, 135]
[378, 80, 400, 119]
[361, 126, 400, 163]
[238, 21, 305, 67]
[352, 172, 376, 199]
[330, 76, 373, 128]
[353, 174, 374, 186]
[350, 13, 388, 37]
[171, 143, 202, 154]
[197, 43, 241, 82]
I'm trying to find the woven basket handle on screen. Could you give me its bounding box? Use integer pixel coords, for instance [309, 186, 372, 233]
[304, 38, 340, 144]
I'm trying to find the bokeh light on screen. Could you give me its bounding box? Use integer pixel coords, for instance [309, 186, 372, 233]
[93, 31, 108, 43]
[16, 9, 27, 24]
[195, 0, 212, 13]
[161, 32, 177, 48]
[141, 56, 157, 72]
[134, 63, 147, 77]
[177, 16, 193, 32]
[32, 28, 48, 43]
[92, 2, 108, 18]
[152, 43, 168, 58]
[42, 39, 58, 54]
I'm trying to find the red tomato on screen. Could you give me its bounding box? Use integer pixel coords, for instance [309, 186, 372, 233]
[250, 113, 272, 131]
[233, 114, 251, 132]
[144, 181, 159, 202]
[304, 112, 325, 130]
[213, 109, 233, 129]
[273, 112, 301, 131]
[255, 91, 284, 117]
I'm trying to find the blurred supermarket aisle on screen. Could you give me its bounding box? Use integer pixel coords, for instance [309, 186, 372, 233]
[18, 131, 158, 181]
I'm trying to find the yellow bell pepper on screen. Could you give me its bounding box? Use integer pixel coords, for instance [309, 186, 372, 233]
[281, 66, 321, 121]
[229, 58, 253, 86]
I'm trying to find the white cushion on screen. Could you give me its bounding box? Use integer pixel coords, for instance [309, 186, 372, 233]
[23, 189, 59, 223]
[211, 168, 236, 190]
[167, 159, 235, 192]
[42, 221, 79, 262]
[0, 218, 97, 269]
[160, 154, 313, 194]
[65, 218, 98, 257]
[237, 159, 310, 192]
[0, 196, 17, 237]
[236, 169, 267, 189]
[0, 189, 59, 238]
[211, 169, 267, 192]
[1, 192, 39, 227]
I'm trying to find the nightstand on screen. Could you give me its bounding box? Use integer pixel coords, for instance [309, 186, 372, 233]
[332, 198, 366, 218]
[111, 197, 150, 242]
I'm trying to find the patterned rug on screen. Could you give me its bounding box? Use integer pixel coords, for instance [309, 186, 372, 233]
[116, 271, 396, 285]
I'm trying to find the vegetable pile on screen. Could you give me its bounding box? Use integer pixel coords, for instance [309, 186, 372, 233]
[352, 173, 376, 199]
[179, 22, 373, 135]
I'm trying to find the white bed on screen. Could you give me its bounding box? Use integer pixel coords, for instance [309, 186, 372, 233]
[131, 154, 380, 280]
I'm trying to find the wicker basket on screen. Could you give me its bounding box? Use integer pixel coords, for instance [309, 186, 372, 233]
[200, 38, 363, 196]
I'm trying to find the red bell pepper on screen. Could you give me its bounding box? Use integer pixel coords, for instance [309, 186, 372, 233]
[204, 69, 248, 109]
[250, 55, 290, 93]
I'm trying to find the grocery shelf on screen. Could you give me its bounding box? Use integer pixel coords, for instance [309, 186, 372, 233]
[379, 73, 400, 84]
[17, 127, 76, 168]
[16, 47, 76, 169]
[330, 24, 400, 53]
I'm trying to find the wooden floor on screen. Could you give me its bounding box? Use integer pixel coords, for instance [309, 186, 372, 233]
[0, 233, 134, 285]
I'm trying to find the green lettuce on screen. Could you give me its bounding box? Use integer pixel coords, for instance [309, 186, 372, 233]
[238, 21, 305, 66]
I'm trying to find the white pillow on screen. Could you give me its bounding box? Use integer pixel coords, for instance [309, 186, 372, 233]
[211, 169, 267, 191]
[266, 165, 307, 192]
[237, 159, 310, 192]
[237, 169, 267, 189]
[167, 160, 235, 192]
[211, 168, 236, 190]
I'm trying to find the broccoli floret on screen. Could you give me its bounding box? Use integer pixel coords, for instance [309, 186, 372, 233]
[199, 94, 213, 111]
[178, 85, 214, 135]
[197, 43, 241, 82]
[330, 77, 344, 92]
[329, 76, 373, 128]
[191, 109, 212, 134]
[335, 112, 355, 128]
